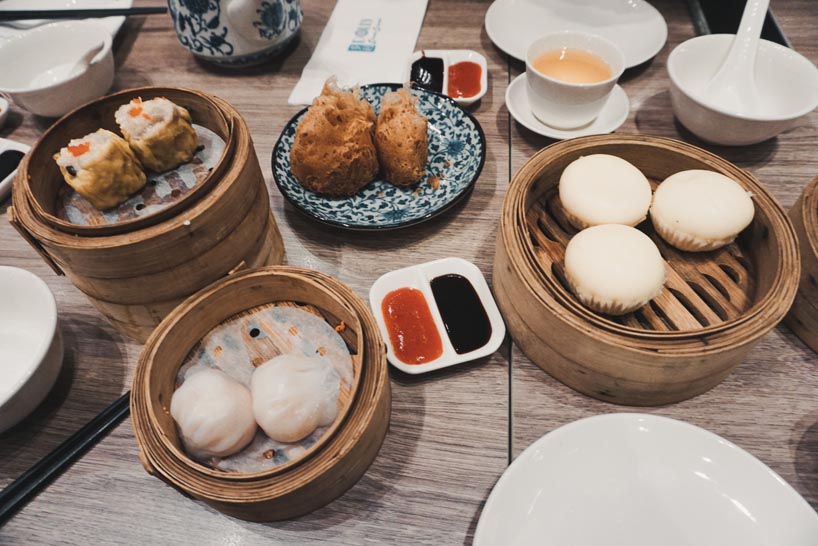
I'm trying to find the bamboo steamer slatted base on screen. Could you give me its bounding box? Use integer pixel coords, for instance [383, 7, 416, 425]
[8, 87, 285, 343]
[784, 174, 818, 352]
[131, 267, 390, 521]
[495, 135, 799, 406]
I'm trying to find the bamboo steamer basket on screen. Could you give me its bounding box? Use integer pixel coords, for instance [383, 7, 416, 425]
[20, 88, 235, 237]
[8, 87, 285, 343]
[495, 135, 799, 406]
[131, 267, 390, 521]
[784, 173, 818, 352]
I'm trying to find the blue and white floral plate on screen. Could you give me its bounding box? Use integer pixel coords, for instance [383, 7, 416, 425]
[272, 83, 486, 231]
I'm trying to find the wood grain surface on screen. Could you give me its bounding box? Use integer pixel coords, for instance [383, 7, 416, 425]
[1, 0, 817, 544]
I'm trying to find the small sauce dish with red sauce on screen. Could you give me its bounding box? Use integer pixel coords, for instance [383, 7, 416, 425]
[408, 50, 488, 106]
[369, 257, 506, 375]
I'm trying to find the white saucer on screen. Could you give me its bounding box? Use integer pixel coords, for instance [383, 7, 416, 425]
[485, 0, 667, 69]
[505, 73, 629, 140]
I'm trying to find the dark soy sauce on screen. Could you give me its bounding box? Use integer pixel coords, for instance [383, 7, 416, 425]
[430, 274, 492, 354]
[0, 150, 25, 180]
[410, 56, 445, 93]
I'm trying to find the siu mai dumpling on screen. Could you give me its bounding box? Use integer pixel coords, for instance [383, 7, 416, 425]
[53, 129, 146, 210]
[170, 369, 257, 459]
[115, 97, 198, 172]
[251, 355, 340, 443]
[375, 88, 428, 186]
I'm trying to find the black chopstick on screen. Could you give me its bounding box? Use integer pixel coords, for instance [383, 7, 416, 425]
[0, 391, 131, 526]
[0, 7, 167, 22]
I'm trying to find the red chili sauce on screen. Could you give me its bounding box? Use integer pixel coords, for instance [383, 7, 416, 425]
[447, 61, 482, 99]
[381, 287, 443, 365]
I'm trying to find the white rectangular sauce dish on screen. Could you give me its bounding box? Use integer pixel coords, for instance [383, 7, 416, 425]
[369, 257, 505, 375]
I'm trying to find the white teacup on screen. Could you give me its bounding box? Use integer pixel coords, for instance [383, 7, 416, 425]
[526, 31, 625, 129]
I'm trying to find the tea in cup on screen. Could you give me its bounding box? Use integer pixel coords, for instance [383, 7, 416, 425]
[526, 31, 625, 129]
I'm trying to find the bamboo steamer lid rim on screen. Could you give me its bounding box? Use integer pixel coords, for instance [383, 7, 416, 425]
[501, 134, 799, 343]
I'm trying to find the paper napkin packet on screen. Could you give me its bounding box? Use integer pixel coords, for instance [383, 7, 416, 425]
[288, 0, 429, 105]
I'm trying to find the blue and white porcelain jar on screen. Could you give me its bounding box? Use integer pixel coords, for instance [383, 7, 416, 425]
[168, 0, 302, 67]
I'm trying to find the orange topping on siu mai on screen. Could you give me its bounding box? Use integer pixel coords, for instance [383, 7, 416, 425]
[67, 142, 90, 156]
[129, 106, 143, 117]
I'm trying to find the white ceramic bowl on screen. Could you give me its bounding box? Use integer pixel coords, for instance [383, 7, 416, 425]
[475, 413, 818, 546]
[668, 34, 818, 146]
[0, 20, 114, 118]
[0, 267, 63, 433]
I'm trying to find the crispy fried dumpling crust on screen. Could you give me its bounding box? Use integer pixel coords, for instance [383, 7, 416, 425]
[375, 88, 428, 186]
[290, 81, 379, 196]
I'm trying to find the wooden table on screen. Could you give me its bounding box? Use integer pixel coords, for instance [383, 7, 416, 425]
[1, 1, 817, 543]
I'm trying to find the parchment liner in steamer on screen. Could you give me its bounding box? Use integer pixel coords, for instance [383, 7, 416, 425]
[176, 304, 353, 473]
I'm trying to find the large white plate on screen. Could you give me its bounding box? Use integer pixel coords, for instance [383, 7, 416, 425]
[475, 413, 818, 546]
[485, 0, 668, 68]
[0, 0, 132, 40]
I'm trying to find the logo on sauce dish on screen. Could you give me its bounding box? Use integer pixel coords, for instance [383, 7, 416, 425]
[348, 18, 381, 52]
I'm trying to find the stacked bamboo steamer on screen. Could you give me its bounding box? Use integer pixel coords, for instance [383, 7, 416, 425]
[784, 173, 818, 351]
[494, 135, 799, 406]
[131, 267, 390, 521]
[8, 87, 284, 343]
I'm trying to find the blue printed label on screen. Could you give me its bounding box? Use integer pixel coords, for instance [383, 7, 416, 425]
[348, 18, 381, 52]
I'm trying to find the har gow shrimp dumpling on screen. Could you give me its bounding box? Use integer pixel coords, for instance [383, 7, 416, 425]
[115, 97, 198, 173]
[170, 369, 257, 459]
[53, 129, 146, 210]
[251, 354, 341, 444]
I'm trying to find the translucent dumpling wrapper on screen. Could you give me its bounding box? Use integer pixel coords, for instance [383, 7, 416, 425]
[115, 97, 199, 172]
[53, 129, 146, 210]
[175, 305, 353, 473]
[251, 354, 341, 444]
[170, 368, 257, 459]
